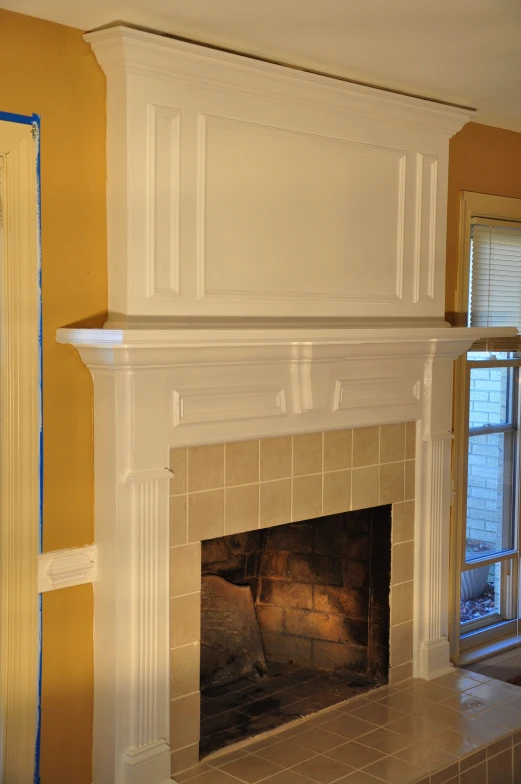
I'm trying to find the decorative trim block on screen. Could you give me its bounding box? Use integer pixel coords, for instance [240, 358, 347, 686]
[38, 545, 97, 593]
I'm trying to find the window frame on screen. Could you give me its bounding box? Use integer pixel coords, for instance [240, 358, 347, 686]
[450, 192, 521, 665]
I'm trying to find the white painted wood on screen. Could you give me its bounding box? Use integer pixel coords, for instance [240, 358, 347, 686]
[0, 120, 40, 784]
[85, 26, 473, 322]
[38, 546, 97, 593]
[56, 322, 516, 784]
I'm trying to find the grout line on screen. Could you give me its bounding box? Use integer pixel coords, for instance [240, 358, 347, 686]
[170, 589, 201, 600]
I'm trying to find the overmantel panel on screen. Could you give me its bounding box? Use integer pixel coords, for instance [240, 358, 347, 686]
[88, 26, 474, 323]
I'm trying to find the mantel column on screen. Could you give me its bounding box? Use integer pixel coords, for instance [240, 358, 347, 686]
[414, 343, 467, 680]
[89, 366, 172, 784]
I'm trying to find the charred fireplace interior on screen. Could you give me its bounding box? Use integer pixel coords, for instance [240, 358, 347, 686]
[199, 505, 392, 757]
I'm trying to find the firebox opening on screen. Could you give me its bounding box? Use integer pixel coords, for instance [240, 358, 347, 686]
[199, 505, 392, 757]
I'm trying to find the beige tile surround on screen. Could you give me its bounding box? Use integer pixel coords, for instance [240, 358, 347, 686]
[169, 424, 417, 775]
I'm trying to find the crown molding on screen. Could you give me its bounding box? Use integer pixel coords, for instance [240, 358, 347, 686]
[85, 26, 475, 137]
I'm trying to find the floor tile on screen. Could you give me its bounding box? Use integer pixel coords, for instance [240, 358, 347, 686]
[176, 764, 214, 781]
[336, 772, 389, 783]
[487, 747, 514, 783]
[435, 672, 487, 692]
[462, 670, 493, 684]
[479, 705, 521, 730]
[307, 710, 347, 726]
[346, 702, 405, 726]
[402, 680, 454, 703]
[293, 728, 346, 753]
[219, 754, 283, 783]
[354, 728, 413, 754]
[292, 755, 355, 783]
[430, 761, 459, 784]
[394, 740, 457, 772]
[261, 771, 315, 784]
[374, 692, 431, 715]
[324, 741, 386, 769]
[386, 714, 440, 741]
[210, 750, 250, 767]
[416, 701, 463, 727]
[363, 755, 426, 783]
[455, 717, 511, 744]
[319, 715, 377, 741]
[246, 736, 285, 752]
[438, 690, 490, 716]
[467, 682, 518, 706]
[505, 695, 521, 712]
[188, 770, 247, 784]
[255, 741, 318, 768]
[428, 727, 482, 756]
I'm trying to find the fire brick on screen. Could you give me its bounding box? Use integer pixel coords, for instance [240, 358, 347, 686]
[258, 578, 313, 610]
[284, 608, 346, 642]
[286, 554, 343, 585]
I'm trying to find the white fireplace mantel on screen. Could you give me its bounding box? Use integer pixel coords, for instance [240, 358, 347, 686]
[57, 322, 516, 784]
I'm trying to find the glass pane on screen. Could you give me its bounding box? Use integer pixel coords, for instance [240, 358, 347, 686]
[469, 365, 514, 429]
[461, 561, 502, 625]
[466, 431, 515, 560]
[467, 351, 514, 361]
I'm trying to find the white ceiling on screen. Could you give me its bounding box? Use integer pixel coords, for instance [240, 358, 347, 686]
[4, 0, 521, 131]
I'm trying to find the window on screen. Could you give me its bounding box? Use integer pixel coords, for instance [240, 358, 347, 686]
[451, 193, 521, 663]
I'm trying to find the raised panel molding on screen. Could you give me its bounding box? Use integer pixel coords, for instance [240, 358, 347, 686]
[87, 25, 474, 320]
[172, 383, 288, 427]
[197, 114, 406, 305]
[414, 153, 438, 303]
[333, 376, 421, 412]
[147, 104, 181, 298]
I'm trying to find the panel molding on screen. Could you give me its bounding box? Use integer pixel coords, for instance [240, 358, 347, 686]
[414, 153, 438, 303]
[173, 383, 288, 427]
[333, 376, 421, 412]
[86, 25, 474, 320]
[147, 103, 181, 298]
[197, 113, 407, 305]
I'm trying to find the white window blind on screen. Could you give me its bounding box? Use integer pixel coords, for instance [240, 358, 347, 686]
[469, 218, 521, 329]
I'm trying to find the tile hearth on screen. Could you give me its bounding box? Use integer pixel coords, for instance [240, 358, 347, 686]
[175, 670, 521, 784]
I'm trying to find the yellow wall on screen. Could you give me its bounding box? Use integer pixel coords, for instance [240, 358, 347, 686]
[446, 121, 521, 319]
[0, 9, 106, 783]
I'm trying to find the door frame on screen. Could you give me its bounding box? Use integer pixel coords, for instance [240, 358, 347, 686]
[0, 113, 41, 783]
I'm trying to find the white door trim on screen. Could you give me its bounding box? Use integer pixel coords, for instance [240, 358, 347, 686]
[0, 116, 41, 784]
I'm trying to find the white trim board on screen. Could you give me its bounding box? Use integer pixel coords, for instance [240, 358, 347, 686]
[38, 546, 97, 593]
[0, 116, 40, 784]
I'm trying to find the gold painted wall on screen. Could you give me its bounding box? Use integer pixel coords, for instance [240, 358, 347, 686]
[0, 9, 106, 783]
[446, 121, 521, 319]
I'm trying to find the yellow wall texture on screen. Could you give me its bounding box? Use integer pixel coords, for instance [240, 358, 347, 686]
[0, 9, 107, 783]
[446, 121, 521, 319]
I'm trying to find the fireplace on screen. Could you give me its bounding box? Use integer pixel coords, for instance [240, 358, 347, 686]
[169, 425, 412, 771]
[54, 23, 516, 784]
[198, 506, 392, 757]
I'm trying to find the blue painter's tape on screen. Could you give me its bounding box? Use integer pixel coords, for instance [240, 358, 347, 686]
[33, 112, 43, 784]
[0, 109, 36, 126]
